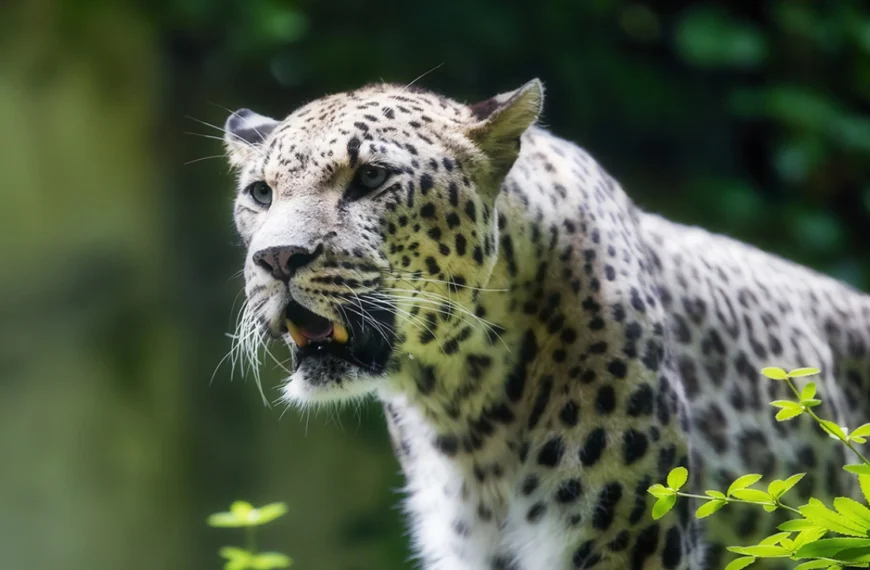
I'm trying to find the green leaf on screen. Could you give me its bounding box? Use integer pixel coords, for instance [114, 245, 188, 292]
[727, 544, 790, 557]
[226, 560, 250, 570]
[230, 501, 255, 522]
[851, 424, 870, 439]
[220, 547, 253, 560]
[794, 562, 835, 570]
[732, 489, 774, 504]
[253, 502, 288, 525]
[652, 495, 677, 520]
[801, 382, 817, 400]
[767, 479, 785, 498]
[251, 552, 292, 569]
[801, 399, 822, 408]
[778, 518, 818, 532]
[769, 473, 805, 499]
[759, 532, 791, 546]
[834, 497, 870, 530]
[706, 490, 727, 499]
[728, 474, 763, 497]
[859, 475, 870, 505]
[771, 400, 802, 410]
[648, 484, 673, 498]
[792, 526, 828, 551]
[220, 547, 253, 570]
[208, 512, 244, 528]
[835, 545, 870, 563]
[821, 421, 847, 439]
[800, 500, 869, 536]
[776, 407, 804, 421]
[845, 464, 870, 476]
[795, 537, 870, 558]
[668, 467, 689, 491]
[696, 500, 726, 519]
[724, 556, 756, 570]
[789, 367, 821, 378]
[761, 367, 788, 380]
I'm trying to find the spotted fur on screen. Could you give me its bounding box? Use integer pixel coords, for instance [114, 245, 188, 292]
[222, 80, 870, 569]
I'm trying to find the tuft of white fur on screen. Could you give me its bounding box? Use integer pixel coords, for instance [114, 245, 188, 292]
[279, 365, 380, 408]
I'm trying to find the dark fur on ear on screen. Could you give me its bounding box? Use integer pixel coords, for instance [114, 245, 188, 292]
[223, 108, 280, 167]
[467, 79, 544, 182]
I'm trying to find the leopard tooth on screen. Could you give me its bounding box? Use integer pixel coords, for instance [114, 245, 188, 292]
[333, 322, 349, 344]
[286, 319, 308, 347]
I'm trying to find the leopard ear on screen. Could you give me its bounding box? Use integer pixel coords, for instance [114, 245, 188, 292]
[466, 79, 544, 178]
[223, 108, 279, 167]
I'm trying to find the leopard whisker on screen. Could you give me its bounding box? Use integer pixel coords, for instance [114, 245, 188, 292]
[382, 289, 509, 350]
[186, 115, 267, 155]
[366, 294, 447, 351]
[382, 286, 499, 329]
[382, 272, 509, 293]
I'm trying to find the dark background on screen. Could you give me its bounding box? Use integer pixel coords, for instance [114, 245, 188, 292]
[2, 1, 869, 569]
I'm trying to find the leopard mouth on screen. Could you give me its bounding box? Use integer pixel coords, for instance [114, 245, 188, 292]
[283, 298, 394, 375]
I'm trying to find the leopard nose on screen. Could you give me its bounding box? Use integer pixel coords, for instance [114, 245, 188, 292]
[253, 245, 323, 282]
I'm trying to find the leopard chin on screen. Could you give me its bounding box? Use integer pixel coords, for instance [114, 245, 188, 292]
[278, 296, 396, 404]
[280, 354, 383, 405]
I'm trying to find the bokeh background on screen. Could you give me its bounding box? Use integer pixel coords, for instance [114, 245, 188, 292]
[2, 1, 870, 569]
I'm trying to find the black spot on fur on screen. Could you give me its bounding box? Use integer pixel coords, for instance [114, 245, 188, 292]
[528, 375, 553, 429]
[573, 540, 601, 569]
[521, 475, 539, 496]
[435, 435, 458, 456]
[556, 478, 582, 503]
[595, 385, 617, 414]
[580, 428, 607, 466]
[623, 429, 649, 465]
[592, 482, 622, 530]
[537, 436, 565, 467]
[627, 383, 654, 416]
[608, 359, 628, 379]
[609, 530, 630, 552]
[416, 365, 436, 395]
[560, 400, 580, 427]
[526, 502, 547, 523]
[347, 136, 361, 167]
[663, 526, 682, 568]
[631, 524, 660, 570]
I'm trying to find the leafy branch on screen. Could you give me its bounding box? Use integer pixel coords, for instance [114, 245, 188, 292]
[649, 366, 870, 570]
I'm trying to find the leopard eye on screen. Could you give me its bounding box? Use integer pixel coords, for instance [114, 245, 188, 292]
[356, 165, 390, 191]
[246, 181, 273, 208]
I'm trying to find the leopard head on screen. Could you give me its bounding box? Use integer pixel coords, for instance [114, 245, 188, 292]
[223, 80, 543, 405]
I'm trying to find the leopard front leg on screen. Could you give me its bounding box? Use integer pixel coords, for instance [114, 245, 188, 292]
[402, 472, 507, 570]
[386, 405, 506, 569]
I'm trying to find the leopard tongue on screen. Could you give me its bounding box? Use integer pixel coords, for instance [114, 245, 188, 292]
[285, 320, 349, 347]
[301, 320, 334, 340]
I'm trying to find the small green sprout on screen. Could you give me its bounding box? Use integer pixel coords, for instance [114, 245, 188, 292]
[209, 501, 289, 528]
[219, 548, 292, 570]
[208, 501, 292, 570]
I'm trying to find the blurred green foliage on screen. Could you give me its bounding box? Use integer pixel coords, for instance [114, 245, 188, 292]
[209, 501, 292, 570]
[1, 1, 869, 569]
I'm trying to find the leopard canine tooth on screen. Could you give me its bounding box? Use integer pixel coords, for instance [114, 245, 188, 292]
[285, 319, 309, 347]
[332, 322, 349, 344]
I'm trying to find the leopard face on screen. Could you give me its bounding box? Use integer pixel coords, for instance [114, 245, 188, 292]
[224, 82, 543, 405]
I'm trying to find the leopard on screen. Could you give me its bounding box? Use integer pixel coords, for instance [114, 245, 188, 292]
[221, 78, 870, 570]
